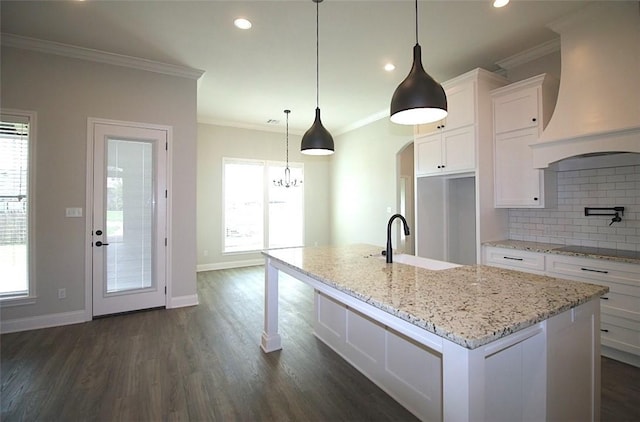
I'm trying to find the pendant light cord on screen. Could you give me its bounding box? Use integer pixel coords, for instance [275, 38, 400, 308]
[316, 0, 320, 108]
[415, 0, 419, 44]
[285, 110, 290, 167]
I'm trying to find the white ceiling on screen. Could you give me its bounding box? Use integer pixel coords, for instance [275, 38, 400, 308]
[1, 0, 593, 134]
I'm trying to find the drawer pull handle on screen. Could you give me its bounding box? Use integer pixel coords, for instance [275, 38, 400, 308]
[600, 296, 609, 300]
[581, 267, 608, 274]
[600, 329, 609, 333]
[504, 256, 524, 261]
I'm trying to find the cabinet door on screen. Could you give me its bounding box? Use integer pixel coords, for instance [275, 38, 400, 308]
[494, 87, 539, 134]
[442, 126, 475, 173]
[494, 128, 543, 207]
[443, 81, 475, 131]
[415, 133, 443, 176]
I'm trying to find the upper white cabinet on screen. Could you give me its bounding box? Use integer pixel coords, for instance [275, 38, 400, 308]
[415, 80, 476, 136]
[493, 86, 540, 134]
[415, 126, 475, 176]
[491, 74, 559, 208]
[414, 70, 506, 177]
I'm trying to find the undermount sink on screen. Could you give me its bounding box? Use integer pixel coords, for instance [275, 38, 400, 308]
[377, 253, 461, 271]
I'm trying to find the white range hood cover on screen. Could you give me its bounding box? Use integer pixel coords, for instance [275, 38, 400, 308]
[532, 2, 640, 168]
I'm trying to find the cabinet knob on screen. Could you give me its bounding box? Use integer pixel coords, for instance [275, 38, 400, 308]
[532, 118, 537, 122]
[533, 197, 538, 201]
[437, 165, 441, 169]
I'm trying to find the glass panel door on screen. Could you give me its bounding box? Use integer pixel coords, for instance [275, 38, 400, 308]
[106, 139, 153, 293]
[92, 122, 166, 316]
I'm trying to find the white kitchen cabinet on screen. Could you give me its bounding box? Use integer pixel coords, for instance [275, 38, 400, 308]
[491, 74, 558, 208]
[493, 86, 539, 134]
[494, 129, 552, 207]
[483, 245, 640, 367]
[414, 77, 475, 136]
[483, 246, 545, 274]
[414, 68, 509, 265]
[415, 126, 475, 176]
[546, 254, 640, 366]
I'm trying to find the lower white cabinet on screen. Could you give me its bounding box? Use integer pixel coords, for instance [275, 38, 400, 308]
[483, 246, 545, 274]
[546, 254, 640, 363]
[483, 246, 640, 367]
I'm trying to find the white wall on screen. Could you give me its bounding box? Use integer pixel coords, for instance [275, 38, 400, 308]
[331, 118, 413, 248]
[0, 47, 198, 323]
[196, 123, 331, 270]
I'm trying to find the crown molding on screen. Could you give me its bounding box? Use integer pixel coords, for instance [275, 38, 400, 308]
[1, 33, 205, 80]
[495, 38, 560, 71]
[334, 109, 389, 136]
[197, 116, 307, 136]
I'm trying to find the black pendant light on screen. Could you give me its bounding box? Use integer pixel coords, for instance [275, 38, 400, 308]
[390, 0, 447, 125]
[301, 0, 334, 156]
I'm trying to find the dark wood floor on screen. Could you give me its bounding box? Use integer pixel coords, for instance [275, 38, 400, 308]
[1, 266, 639, 422]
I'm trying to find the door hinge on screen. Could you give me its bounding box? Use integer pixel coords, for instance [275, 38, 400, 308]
[164, 286, 167, 294]
[165, 142, 168, 151]
[165, 189, 168, 198]
[165, 238, 167, 246]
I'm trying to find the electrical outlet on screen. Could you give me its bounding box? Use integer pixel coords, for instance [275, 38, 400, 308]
[58, 288, 66, 299]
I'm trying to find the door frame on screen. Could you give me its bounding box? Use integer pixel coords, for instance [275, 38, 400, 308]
[84, 117, 173, 321]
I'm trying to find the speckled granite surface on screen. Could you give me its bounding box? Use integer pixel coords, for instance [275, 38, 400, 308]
[483, 239, 640, 265]
[263, 244, 608, 350]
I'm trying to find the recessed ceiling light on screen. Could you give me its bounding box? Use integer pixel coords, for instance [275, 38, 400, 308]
[234, 18, 252, 30]
[493, 0, 509, 8]
[384, 63, 396, 72]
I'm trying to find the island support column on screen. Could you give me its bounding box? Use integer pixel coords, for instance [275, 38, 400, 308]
[442, 341, 486, 422]
[261, 258, 282, 353]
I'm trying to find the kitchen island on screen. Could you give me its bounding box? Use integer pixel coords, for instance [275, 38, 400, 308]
[261, 244, 608, 421]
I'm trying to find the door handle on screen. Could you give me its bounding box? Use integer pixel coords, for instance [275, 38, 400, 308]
[95, 241, 110, 247]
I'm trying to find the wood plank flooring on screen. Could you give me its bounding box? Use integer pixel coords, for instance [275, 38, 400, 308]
[2, 265, 639, 421]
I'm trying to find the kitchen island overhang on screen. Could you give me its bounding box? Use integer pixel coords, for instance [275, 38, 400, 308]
[261, 244, 608, 421]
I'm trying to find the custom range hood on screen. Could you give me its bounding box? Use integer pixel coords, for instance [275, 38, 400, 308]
[531, 2, 640, 168]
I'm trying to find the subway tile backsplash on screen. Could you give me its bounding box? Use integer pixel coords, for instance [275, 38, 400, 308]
[508, 164, 640, 251]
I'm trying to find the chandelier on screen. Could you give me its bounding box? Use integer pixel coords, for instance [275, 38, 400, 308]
[274, 109, 302, 188]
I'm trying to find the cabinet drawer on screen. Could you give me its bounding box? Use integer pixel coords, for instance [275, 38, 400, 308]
[599, 282, 640, 321]
[601, 315, 640, 355]
[483, 247, 545, 273]
[546, 255, 640, 287]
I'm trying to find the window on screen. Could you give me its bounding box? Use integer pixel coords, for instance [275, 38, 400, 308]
[0, 112, 34, 300]
[223, 158, 303, 253]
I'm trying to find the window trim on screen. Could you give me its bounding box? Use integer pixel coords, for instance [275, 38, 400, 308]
[221, 157, 304, 255]
[0, 109, 37, 305]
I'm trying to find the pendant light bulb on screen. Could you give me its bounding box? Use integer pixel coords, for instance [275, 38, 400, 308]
[390, 0, 447, 125]
[301, 0, 334, 155]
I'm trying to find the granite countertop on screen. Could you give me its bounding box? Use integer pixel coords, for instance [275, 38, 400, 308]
[483, 239, 640, 265]
[263, 244, 608, 350]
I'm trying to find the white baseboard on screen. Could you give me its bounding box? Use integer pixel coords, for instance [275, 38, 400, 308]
[1, 310, 86, 334]
[197, 259, 264, 272]
[602, 346, 640, 368]
[168, 294, 199, 309]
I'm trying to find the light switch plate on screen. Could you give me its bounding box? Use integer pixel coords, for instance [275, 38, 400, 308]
[65, 207, 83, 218]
